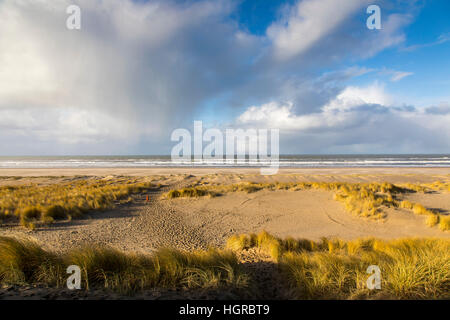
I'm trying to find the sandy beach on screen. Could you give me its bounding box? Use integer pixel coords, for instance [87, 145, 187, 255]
[1, 167, 450, 177]
[1, 168, 449, 254]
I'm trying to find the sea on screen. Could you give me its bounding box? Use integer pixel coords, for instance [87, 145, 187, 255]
[0, 155, 449, 168]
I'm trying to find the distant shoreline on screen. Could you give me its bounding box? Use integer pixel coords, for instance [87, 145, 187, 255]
[0, 167, 449, 177]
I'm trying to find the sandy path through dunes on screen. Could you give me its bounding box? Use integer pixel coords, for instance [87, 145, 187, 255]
[0, 187, 211, 253]
[0, 170, 449, 253]
[2, 187, 448, 254]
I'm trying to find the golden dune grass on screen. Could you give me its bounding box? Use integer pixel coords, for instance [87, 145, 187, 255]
[426, 214, 440, 227]
[439, 215, 450, 231]
[0, 237, 248, 294]
[227, 231, 450, 299]
[1, 233, 448, 299]
[0, 178, 155, 229]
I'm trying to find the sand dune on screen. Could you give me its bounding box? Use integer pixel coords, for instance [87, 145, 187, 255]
[167, 189, 450, 242]
[0, 168, 448, 253]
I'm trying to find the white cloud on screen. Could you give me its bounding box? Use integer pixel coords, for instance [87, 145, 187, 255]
[326, 83, 392, 109]
[377, 68, 414, 82]
[0, 0, 257, 153]
[360, 13, 412, 58]
[236, 83, 450, 153]
[265, 0, 413, 62]
[0, 0, 438, 154]
[238, 83, 392, 129]
[390, 71, 414, 82]
[267, 0, 368, 61]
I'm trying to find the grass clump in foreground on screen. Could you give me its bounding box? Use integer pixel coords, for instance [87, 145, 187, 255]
[227, 231, 450, 299]
[0, 178, 155, 229]
[0, 237, 248, 295]
[1, 234, 448, 299]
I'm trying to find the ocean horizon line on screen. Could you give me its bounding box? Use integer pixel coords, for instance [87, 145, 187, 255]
[0, 154, 449, 169]
[0, 153, 449, 158]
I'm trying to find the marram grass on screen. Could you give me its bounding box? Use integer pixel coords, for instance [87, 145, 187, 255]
[439, 215, 450, 231]
[426, 214, 440, 227]
[1, 233, 448, 299]
[0, 237, 248, 295]
[226, 231, 450, 300]
[0, 178, 155, 229]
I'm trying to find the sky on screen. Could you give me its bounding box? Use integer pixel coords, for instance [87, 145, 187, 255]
[0, 0, 449, 155]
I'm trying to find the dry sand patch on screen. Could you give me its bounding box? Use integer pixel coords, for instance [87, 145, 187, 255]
[166, 189, 450, 241]
[403, 192, 450, 215]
